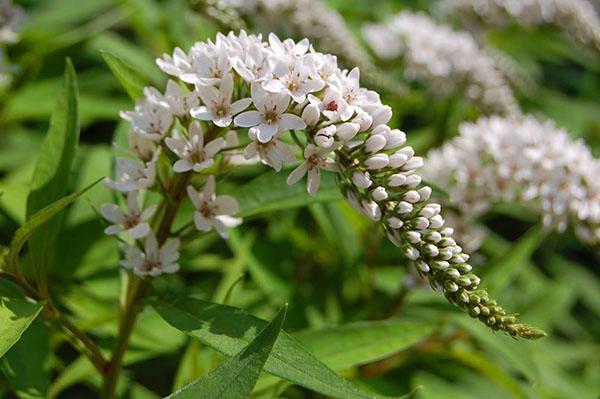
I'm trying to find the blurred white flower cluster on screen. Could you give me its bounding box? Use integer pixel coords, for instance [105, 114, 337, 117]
[362, 12, 519, 115]
[0, 0, 25, 88]
[437, 0, 600, 50]
[424, 115, 600, 250]
[102, 31, 540, 337]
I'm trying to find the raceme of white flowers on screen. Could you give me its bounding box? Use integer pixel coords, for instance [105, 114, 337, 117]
[436, 0, 600, 50]
[362, 11, 519, 115]
[102, 31, 542, 338]
[423, 115, 600, 250]
[205, 0, 407, 96]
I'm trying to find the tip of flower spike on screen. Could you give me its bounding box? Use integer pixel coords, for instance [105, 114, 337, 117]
[507, 323, 547, 340]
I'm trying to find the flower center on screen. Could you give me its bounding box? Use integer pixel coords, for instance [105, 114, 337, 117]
[263, 110, 279, 124]
[325, 100, 338, 111]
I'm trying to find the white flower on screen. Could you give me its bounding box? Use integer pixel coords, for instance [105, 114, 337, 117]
[120, 233, 180, 277]
[100, 192, 157, 238]
[190, 73, 252, 127]
[105, 150, 160, 192]
[234, 83, 306, 143]
[120, 97, 173, 142]
[165, 121, 226, 173]
[163, 80, 198, 117]
[262, 57, 324, 103]
[127, 129, 155, 161]
[243, 128, 296, 171]
[308, 87, 352, 122]
[181, 41, 231, 85]
[187, 176, 242, 238]
[286, 144, 339, 196]
[156, 47, 193, 79]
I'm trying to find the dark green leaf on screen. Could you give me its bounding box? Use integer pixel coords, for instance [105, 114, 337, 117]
[168, 305, 287, 399]
[154, 298, 404, 399]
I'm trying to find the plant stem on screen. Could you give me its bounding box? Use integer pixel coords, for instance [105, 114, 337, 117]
[101, 172, 191, 399]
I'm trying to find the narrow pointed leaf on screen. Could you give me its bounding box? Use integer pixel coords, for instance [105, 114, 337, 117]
[168, 305, 287, 399]
[25, 59, 80, 277]
[154, 298, 404, 399]
[8, 178, 103, 272]
[101, 49, 147, 100]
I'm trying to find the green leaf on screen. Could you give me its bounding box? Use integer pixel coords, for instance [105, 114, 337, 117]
[8, 178, 103, 273]
[0, 322, 51, 399]
[235, 170, 342, 218]
[482, 224, 546, 293]
[294, 320, 434, 370]
[0, 296, 45, 358]
[168, 305, 287, 399]
[154, 298, 404, 399]
[25, 59, 80, 280]
[101, 49, 147, 100]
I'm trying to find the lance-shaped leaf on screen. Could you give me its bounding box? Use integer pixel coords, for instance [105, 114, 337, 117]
[25, 59, 79, 279]
[167, 305, 287, 399]
[101, 50, 147, 100]
[8, 178, 103, 272]
[154, 298, 406, 399]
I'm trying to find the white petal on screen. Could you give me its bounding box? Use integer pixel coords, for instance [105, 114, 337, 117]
[204, 138, 226, 156]
[173, 159, 193, 173]
[214, 195, 239, 215]
[234, 111, 261, 127]
[279, 113, 306, 131]
[230, 98, 252, 115]
[256, 123, 277, 143]
[287, 162, 308, 185]
[190, 106, 213, 121]
[100, 204, 126, 224]
[187, 185, 201, 208]
[141, 204, 158, 221]
[203, 175, 216, 197]
[105, 225, 124, 235]
[194, 212, 213, 232]
[307, 168, 321, 197]
[128, 223, 150, 239]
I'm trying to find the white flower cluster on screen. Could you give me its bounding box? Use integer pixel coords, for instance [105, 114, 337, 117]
[0, 0, 25, 44]
[103, 31, 541, 338]
[362, 12, 519, 115]
[200, 0, 407, 96]
[437, 0, 600, 50]
[423, 115, 600, 249]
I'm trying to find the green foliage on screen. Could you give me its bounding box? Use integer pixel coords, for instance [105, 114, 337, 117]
[0, 284, 45, 358]
[154, 297, 408, 399]
[24, 59, 80, 283]
[168, 305, 287, 399]
[101, 50, 148, 100]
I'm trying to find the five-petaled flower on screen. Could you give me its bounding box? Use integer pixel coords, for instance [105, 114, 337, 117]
[191, 73, 252, 127]
[165, 121, 226, 173]
[234, 83, 306, 143]
[287, 143, 340, 196]
[100, 191, 157, 238]
[187, 176, 242, 238]
[120, 233, 180, 277]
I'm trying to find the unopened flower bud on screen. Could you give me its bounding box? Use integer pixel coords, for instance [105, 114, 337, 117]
[371, 186, 388, 201]
[302, 104, 320, 126]
[387, 216, 403, 229]
[406, 231, 421, 243]
[402, 156, 424, 170]
[423, 244, 440, 257]
[336, 122, 360, 141]
[416, 260, 430, 272]
[444, 281, 459, 293]
[414, 216, 430, 230]
[385, 129, 407, 149]
[365, 134, 387, 153]
[396, 201, 413, 214]
[314, 125, 336, 147]
[404, 174, 422, 188]
[365, 153, 389, 169]
[445, 268, 460, 279]
[404, 190, 421, 203]
[418, 186, 432, 201]
[429, 214, 444, 229]
[388, 174, 407, 187]
[370, 105, 392, 126]
[353, 111, 372, 131]
[404, 245, 420, 260]
[352, 171, 372, 188]
[389, 152, 408, 168]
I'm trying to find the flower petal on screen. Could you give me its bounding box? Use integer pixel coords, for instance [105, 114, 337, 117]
[279, 113, 307, 131]
[287, 162, 308, 185]
[234, 111, 261, 127]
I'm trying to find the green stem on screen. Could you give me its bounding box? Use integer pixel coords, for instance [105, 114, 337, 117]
[101, 172, 191, 399]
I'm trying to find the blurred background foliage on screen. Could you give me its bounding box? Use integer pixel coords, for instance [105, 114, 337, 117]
[0, 0, 598, 398]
